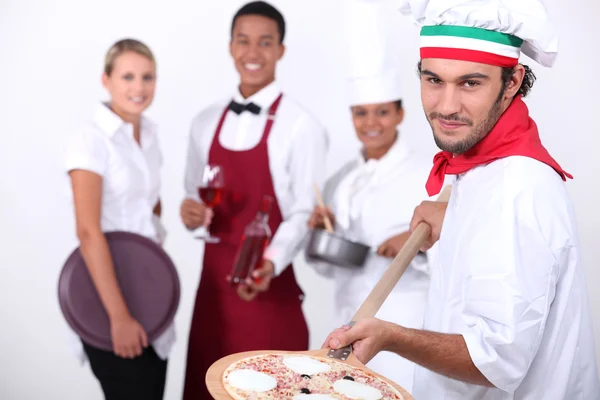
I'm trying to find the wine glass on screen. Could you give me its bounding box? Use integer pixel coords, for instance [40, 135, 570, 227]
[195, 164, 224, 243]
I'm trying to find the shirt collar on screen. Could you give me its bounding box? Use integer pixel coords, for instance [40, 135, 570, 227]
[93, 103, 124, 137]
[93, 102, 157, 146]
[233, 81, 281, 113]
[357, 132, 411, 173]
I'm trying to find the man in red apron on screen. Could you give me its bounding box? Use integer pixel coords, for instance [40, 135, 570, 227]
[179, 2, 328, 398]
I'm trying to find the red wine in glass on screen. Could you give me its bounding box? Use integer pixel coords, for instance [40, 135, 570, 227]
[195, 164, 224, 243]
[198, 187, 223, 208]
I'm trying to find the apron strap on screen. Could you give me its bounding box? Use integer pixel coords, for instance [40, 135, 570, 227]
[214, 93, 284, 142]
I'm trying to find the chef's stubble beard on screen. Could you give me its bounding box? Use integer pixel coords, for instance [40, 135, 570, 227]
[428, 87, 505, 154]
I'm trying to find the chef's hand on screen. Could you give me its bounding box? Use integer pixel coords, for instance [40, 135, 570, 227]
[409, 201, 448, 251]
[180, 199, 213, 230]
[377, 232, 410, 258]
[307, 205, 335, 230]
[110, 314, 148, 359]
[235, 260, 275, 302]
[322, 318, 394, 365]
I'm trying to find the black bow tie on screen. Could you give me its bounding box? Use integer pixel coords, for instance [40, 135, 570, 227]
[228, 100, 261, 115]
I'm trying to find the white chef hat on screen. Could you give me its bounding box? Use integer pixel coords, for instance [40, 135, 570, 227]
[342, 0, 403, 106]
[398, 0, 559, 67]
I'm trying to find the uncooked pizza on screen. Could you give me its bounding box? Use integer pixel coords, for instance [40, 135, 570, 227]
[222, 353, 404, 399]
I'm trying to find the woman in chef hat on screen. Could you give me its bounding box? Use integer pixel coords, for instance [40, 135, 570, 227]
[306, 0, 435, 392]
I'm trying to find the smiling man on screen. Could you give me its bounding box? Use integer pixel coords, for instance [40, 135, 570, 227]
[181, 2, 328, 398]
[324, 0, 600, 399]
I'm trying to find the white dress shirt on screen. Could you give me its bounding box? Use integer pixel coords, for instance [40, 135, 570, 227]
[307, 135, 434, 391]
[413, 156, 600, 399]
[184, 81, 329, 275]
[64, 103, 175, 362]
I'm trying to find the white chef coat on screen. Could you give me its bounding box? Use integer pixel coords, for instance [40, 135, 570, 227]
[307, 134, 434, 392]
[184, 81, 328, 276]
[63, 103, 175, 362]
[413, 156, 600, 399]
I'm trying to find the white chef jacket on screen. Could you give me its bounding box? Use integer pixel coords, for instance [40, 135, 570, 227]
[63, 103, 175, 362]
[413, 156, 600, 399]
[184, 81, 328, 276]
[307, 134, 434, 392]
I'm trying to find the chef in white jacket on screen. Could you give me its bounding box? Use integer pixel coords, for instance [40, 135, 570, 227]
[307, 1, 434, 391]
[324, 1, 600, 399]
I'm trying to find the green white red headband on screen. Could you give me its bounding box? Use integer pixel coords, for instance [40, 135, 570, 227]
[420, 25, 524, 67]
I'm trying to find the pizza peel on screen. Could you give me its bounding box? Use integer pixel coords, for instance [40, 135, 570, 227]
[206, 186, 453, 399]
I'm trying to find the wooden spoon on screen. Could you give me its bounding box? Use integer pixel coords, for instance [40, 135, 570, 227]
[313, 183, 335, 233]
[206, 185, 453, 399]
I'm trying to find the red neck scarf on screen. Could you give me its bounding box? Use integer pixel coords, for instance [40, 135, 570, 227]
[426, 96, 572, 196]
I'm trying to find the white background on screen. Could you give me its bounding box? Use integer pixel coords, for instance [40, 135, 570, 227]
[1, 0, 598, 398]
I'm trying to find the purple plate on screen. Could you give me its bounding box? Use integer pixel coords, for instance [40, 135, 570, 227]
[58, 231, 180, 351]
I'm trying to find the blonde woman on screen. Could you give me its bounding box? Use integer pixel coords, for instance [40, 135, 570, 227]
[64, 39, 173, 400]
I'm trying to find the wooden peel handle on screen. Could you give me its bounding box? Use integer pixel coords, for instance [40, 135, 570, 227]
[350, 185, 452, 322]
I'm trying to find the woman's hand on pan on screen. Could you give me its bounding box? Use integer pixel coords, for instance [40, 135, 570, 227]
[307, 206, 335, 230]
[377, 232, 410, 258]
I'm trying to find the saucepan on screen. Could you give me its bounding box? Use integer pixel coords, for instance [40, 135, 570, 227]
[304, 227, 371, 268]
[304, 184, 371, 268]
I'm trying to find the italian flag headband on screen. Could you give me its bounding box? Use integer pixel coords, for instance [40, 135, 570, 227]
[420, 25, 524, 67]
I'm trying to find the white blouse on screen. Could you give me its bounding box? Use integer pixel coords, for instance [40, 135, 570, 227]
[64, 103, 174, 361]
[184, 81, 329, 275]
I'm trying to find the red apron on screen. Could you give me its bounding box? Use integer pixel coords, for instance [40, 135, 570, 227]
[183, 94, 309, 399]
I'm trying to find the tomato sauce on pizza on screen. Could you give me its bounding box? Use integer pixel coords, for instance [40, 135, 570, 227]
[222, 354, 404, 399]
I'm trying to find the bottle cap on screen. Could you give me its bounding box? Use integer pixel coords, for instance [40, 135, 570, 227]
[259, 195, 274, 215]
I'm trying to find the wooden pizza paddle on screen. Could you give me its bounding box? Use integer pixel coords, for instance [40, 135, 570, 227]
[206, 186, 453, 399]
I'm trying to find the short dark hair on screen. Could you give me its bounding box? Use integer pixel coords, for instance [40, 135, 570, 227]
[501, 64, 536, 97]
[394, 99, 403, 110]
[416, 61, 537, 98]
[231, 1, 286, 43]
